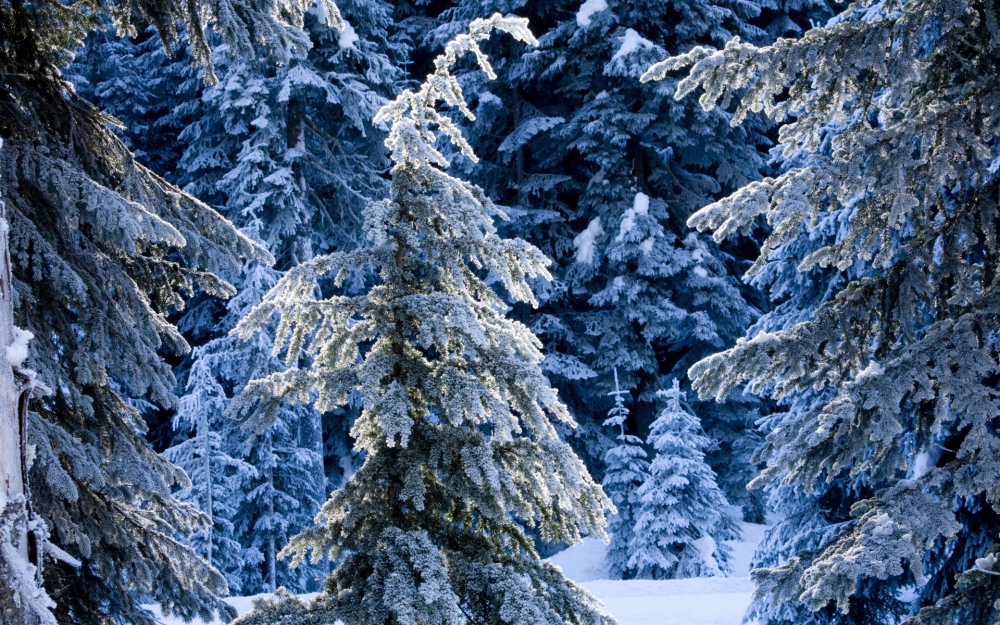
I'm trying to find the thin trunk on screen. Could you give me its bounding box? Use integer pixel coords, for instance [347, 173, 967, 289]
[266, 432, 276, 592]
[200, 412, 213, 565]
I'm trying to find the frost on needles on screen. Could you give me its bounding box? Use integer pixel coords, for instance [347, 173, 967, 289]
[231, 14, 615, 625]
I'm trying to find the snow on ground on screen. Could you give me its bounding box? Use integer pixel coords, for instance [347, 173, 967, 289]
[548, 521, 768, 625]
[144, 523, 768, 625]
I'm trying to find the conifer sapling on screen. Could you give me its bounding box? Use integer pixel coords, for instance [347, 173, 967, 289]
[629, 380, 738, 579]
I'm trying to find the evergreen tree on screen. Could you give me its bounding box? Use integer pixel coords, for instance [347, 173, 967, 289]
[230, 15, 614, 625]
[601, 369, 649, 580]
[645, 0, 1000, 620]
[628, 380, 738, 579]
[0, 0, 344, 622]
[162, 356, 260, 594]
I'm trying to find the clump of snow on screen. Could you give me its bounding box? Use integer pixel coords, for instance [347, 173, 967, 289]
[616, 192, 649, 242]
[576, 0, 608, 27]
[976, 553, 998, 572]
[7, 326, 33, 367]
[912, 450, 932, 479]
[747, 330, 778, 345]
[870, 513, 895, 536]
[575, 217, 604, 264]
[339, 20, 359, 50]
[692, 266, 708, 278]
[692, 535, 722, 576]
[856, 360, 885, 381]
[639, 237, 655, 254]
[612, 29, 654, 61]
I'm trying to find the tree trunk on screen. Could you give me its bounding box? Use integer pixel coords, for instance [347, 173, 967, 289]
[0, 139, 51, 625]
[201, 412, 213, 565]
[266, 432, 276, 592]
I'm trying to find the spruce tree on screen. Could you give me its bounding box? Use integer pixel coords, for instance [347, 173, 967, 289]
[162, 355, 260, 594]
[601, 369, 649, 580]
[628, 380, 739, 579]
[231, 15, 614, 625]
[645, 0, 1000, 621]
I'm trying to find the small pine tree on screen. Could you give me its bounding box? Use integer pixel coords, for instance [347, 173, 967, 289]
[230, 15, 615, 625]
[629, 380, 739, 579]
[602, 369, 649, 580]
[162, 357, 260, 594]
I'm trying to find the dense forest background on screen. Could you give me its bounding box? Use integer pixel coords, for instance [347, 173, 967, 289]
[3, 0, 1000, 624]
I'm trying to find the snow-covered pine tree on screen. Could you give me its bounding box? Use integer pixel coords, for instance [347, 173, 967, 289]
[230, 15, 614, 625]
[0, 137, 57, 625]
[644, 0, 1000, 621]
[0, 0, 344, 622]
[535, 0, 769, 520]
[628, 380, 738, 579]
[162, 355, 259, 594]
[601, 369, 649, 580]
[66, 27, 171, 171]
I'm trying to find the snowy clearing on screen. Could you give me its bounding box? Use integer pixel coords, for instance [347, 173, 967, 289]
[144, 522, 766, 625]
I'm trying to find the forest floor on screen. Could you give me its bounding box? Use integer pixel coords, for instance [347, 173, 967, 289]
[145, 521, 768, 625]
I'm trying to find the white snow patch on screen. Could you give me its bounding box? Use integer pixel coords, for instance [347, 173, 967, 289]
[639, 237, 655, 254]
[692, 266, 708, 278]
[576, 0, 608, 27]
[338, 20, 359, 50]
[976, 553, 998, 572]
[149, 522, 771, 625]
[546, 520, 768, 624]
[7, 326, 33, 367]
[747, 330, 778, 345]
[870, 513, 895, 536]
[574, 217, 604, 264]
[616, 192, 649, 242]
[548, 536, 611, 582]
[856, 360, 885, 381]
[692, 535, 722, 576]
[912, 450, 932, 479]
[612, 29, 654, 61]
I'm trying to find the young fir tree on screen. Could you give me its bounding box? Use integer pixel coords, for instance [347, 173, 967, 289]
[645, 0, 1000, 621]
[0, 0, 344, 622]
[628, 380, 738, 579]
[162, 355, 260, 594]
[230, 15, 614, 625]
[601, 369, 649, 580]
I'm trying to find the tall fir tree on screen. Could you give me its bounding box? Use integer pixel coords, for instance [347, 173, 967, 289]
[0, 0, 347, 622]
[601, 369, 649, 579]
[645, 0, 1000, 621]
[628, 380, 739, 579]
[230, 15, 615, 625]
